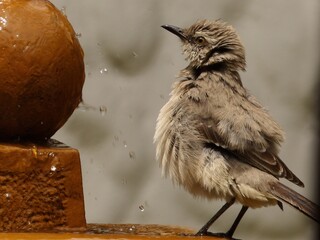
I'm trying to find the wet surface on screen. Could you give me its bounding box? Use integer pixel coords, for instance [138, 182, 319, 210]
[86, 223, 194, 236]
[0, 224, 226, 239]
[0, 0, 84, 140]
[0, 141, 85, 231]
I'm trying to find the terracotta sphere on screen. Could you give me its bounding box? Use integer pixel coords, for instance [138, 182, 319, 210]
[0, 0, 85, 140]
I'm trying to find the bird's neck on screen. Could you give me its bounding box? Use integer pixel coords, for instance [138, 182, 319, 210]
[185, 62, 244, 87]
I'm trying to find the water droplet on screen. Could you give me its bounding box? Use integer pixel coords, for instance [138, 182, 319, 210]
[138, 205, 145, 212]
[121, 178, 127, 185]
[48, 152, 55, 158]
[0, 16, 7, 31]
[40, 121, 44, 125]
[75, 32, 82, 38]
[51, 165, 57, 172]
[129, 151, 135, 160]
[60, 6, 67, 15]
[129, 225, 136, 231]
[99, 106, 107, 116]
[132, 51, 138, 58]
[31, 145, 38, 158]
[123, 141, 127, 148]
[100, 68, 108, 74]
[5, 193, 10, 199]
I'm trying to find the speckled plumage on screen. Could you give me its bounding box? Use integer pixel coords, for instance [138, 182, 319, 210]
[154, 19, 319, 237]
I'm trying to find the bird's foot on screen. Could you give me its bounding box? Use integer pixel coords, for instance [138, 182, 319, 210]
[195, 231, 240, 240]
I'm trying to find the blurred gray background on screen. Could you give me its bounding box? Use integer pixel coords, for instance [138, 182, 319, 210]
[50, 1, 319, 239]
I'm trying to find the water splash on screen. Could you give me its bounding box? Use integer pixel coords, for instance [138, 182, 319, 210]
[100, 68, 108, 74]
[129, 225, 136, 232]
[60, 6, 67, 15]
[132, 51, 138, 58]
[121, 178, 127, 185]
[50, 165, 57, 172]
[77, 102, 96, 112]
[138, 205, 145, 212]
[129, 151, 135, 160]
[31, 145, 38, 158]
[99, 106, 107, 116]
[0, 16, 7, 31]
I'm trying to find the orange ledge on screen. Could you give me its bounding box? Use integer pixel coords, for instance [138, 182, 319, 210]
[0, 224, 227, 240]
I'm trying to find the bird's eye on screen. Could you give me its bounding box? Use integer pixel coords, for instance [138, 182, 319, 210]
[195, 36, 206, 45]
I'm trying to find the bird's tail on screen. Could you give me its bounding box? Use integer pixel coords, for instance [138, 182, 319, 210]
[270, 182, 319, 223]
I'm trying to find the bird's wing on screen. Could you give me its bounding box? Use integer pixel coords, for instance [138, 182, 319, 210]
[197, 99, 304, 187]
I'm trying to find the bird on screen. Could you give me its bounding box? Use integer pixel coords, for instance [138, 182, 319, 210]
[154, 19, 319, 239]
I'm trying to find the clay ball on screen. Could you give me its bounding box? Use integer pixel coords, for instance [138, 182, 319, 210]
[0, 0, 85, 140]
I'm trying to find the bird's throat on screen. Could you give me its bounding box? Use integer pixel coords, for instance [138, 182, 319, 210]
[189, 62, 229, 79]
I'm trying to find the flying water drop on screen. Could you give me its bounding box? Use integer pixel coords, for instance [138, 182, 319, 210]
[99, 106, 107, 116]
[129, 151, 135, 160]
[100, 68, 108, 74]
[138, 205, 145, 212]
[60, 6, 67, 15]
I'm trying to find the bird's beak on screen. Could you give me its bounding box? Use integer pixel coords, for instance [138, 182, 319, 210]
[161, 24, 187, 41]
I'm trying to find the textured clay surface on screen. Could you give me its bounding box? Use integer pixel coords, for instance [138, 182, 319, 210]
[0, 0, 85, 140]
[0, 140, 86, 231]
[0, 224, 212, 240]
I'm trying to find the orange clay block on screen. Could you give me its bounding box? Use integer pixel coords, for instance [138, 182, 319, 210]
[0, 140, 86, 231]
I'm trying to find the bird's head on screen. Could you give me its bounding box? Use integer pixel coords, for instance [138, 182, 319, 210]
[162, 19, 246, 71]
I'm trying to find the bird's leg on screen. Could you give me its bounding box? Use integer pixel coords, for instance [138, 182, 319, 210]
[225, 206, 248, 238]
[196, 198, 235, 236]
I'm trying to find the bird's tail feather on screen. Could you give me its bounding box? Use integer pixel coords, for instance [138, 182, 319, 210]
[270, 182, 319, 223]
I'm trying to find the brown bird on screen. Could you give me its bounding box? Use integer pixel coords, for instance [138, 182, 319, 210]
[154, 19, 319, 239]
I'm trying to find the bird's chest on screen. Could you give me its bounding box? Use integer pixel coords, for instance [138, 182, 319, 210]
[155, 96, 233, 198]
[183, 85, 209, 104]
